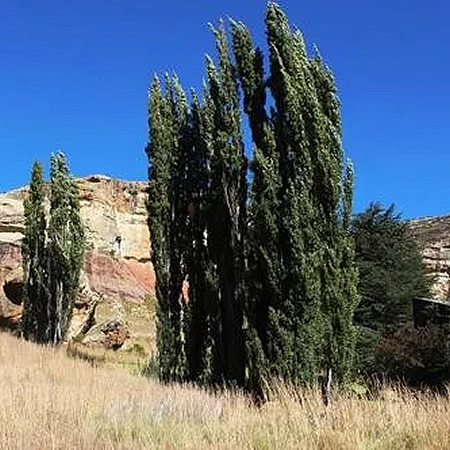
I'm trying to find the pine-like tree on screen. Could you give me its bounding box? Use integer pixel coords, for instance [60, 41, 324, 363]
[21, 162, 48, 342]
[146, 76, 190, 381]
[204, 22, 248, 384]
[47, 153, 85, 344]
[353, 203, 429, 334]
[352, 203, 431, 378]
[146, 2, 359, 392]
[231, 20, 280, 390]
[22, 154, 85, 345]
[183, 91, 217, 384]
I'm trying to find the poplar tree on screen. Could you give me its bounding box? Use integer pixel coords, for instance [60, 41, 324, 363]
[308, 54, 359, 383]
[147, 76, 185, 381]
[204, 23, 248, 384]
[183, 92, 217, 384]
[262, 3, 325, 383]
[233, 3, 358, 384]
[21, 162, 48, 342]
[231, 20, 281, 388]
[47, 153, 85, 344]
[146, 2, 359, 391]
[22, 154, 85, 345]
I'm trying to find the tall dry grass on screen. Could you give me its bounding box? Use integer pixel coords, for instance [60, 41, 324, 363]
[1, 332, 450, 449]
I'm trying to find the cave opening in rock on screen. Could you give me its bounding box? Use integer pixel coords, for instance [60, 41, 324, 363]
[3, 280, 24, 305]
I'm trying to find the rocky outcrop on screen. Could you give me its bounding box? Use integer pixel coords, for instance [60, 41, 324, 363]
[0, 175, 155, 352]
[3, 171, 446, 349]
[411, 215, 450, 301]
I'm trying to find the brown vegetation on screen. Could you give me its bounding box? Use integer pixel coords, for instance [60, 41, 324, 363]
[1, 332, 450, 449]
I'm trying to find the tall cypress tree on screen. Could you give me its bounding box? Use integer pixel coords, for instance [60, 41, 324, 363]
[47, 153, 85, 344]
[263, 2, 325, 383]
[21, 162, 48, 342]
[183, 91, 218, 384]
[147, 76, 185, 381]
[22, 154, 85, 345]
[231, 20, 280, 389]
[146, 2, 359, 392]
[204, 22, 248, 384]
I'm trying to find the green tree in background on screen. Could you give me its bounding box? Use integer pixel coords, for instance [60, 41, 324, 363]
[47, 153, 85, 344]
[21, 153, 85, 345]
[352, 203, 430, 376]
[353, 203, 429, 334]
[21, 162, 48, 342]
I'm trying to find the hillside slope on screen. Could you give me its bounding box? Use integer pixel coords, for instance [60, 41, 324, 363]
[1, 331, 450, 449]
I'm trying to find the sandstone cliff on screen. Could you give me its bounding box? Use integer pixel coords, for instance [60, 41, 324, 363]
[2, 174, 449, 351]
[411, 215, 450, 301]
[0, 175, 155, 352]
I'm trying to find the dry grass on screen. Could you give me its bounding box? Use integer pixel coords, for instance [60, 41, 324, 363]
[1, 332, 450, 449]
[66, 341, 149, 375]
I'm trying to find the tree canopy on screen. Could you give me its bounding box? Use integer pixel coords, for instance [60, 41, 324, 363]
[21, 153, 85, 345]
[146, 2, 359, 395]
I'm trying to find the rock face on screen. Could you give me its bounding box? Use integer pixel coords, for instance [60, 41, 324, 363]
[4, 172, 447, 348]
[411, 215, 450, 301]
[0, 175, 155, 352]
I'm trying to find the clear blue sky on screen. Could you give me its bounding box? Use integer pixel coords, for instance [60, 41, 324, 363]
[1, 1, 449, 218]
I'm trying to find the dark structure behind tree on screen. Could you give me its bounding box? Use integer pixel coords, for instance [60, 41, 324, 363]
[413, 297, 450, 328]
[146, 2, 359, 395]
[407, 298, 450, 388]
[21, 153, 85, 345]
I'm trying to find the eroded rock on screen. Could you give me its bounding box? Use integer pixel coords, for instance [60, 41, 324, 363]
[0, 176, 155, 352]
[411, 215, 450, 301]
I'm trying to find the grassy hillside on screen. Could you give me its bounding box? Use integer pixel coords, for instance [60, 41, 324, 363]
[1, 332, 450, 449]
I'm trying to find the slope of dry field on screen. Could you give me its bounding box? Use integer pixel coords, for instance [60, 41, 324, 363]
[1, 332, 450, 449]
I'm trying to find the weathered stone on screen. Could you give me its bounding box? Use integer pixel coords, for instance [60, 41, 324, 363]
[411, 215, 450, 301]
[101, 319, 130, 350]
[0, 176, 155, 352]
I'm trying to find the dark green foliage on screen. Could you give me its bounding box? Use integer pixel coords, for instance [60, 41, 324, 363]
[249, 3, 358, 384]
[47, 153, 85, 344]
[183, 92, 217, 384]
[204, 22, 247, 385]
[375, 325, 450, 388]
[231, 20, 279, 390]
[352, 203, 431, 378]
[146, 2, 359, 393]
[21, 154, 85, 345]
[146, 76, 186, 381]
[21, 162, 48, 342]
[353, 203, 429, 334]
